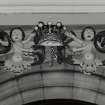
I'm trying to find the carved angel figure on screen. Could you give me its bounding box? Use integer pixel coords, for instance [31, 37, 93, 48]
[65, 27, 102, 74]
[4, 27, 35, 73]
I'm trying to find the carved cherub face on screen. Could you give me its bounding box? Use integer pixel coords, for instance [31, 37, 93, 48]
[83, 28, 94, 41]
[11, 29, 23, 42]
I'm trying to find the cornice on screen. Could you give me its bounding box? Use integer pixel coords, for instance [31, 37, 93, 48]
[0, 0, 105, 13]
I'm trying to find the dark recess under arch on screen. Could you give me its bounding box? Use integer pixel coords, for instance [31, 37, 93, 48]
[23, 99, 97, 105]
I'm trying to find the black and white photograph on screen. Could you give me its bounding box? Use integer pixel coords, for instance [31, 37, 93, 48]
[0, 0, 105, 105]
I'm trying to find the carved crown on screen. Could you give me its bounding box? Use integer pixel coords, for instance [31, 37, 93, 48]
[33, 21, 66, 46]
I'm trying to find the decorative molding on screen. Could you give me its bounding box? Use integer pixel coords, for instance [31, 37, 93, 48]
[0, 6, 105, 13]
[0, 0, 105, 6]
[0, 0, 105, 13]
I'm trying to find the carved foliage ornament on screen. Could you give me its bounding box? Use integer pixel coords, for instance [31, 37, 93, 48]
[0, 31, 11, 54]
[94, 31, 105, 53]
